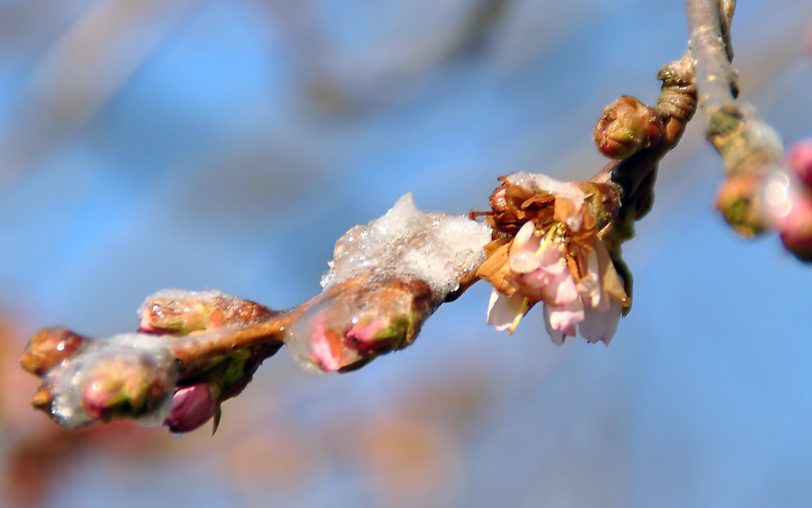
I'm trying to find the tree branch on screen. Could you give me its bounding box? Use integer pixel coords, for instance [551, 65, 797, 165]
[686, 0, 785, 235]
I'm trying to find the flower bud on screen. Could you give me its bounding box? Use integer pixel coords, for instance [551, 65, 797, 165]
[788, 140, 812, 189]
[594, 95, 663, 159]
[163, 384, 218, 433]
[139, 290, 277, 335]
[287, 278, 433, 374]
[716, 174, 766, 236]
[20, 328, 85, 376]
[81, 356, 173, 421]
[310, 320, 362, 373]
[777, 191, 812, 261]
[489, 185, 509, 216]
[345, 316, 410, 355]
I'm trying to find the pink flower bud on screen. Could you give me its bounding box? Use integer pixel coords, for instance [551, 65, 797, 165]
[344, 317, 410, 355]
[777, 191, 812, 261]
[311, 321, 360, 373]
[81, 356, 172, 421]
[788, 140, 812, 189]
[163, 384, 218, 433]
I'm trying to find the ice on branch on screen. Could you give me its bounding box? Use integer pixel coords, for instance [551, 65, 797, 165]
[477, 172, 629, 345]
[22, 194, 494, 430]
[286, 278, 435, 373]
[321, 193, 492, 302]
[291, 194, 491, 372]
[138, 289, 280, 335]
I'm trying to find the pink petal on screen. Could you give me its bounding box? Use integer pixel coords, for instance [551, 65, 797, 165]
[515, 269, 550, 291]
[577, 248, 603, 309]
[509, 222, 542, 273]
[542, 272, 579, 306]
[486, 290, 528, 333]
[537, 243, 567, 274]
[536, 247, 579, 306]
[579, 302, 622, 345]
[543, 299, 585, 345]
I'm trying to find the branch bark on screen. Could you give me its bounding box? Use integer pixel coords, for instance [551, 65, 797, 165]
[686, 0, 784, 235]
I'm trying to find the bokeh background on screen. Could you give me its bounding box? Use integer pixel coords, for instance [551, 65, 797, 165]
[0, 1, 811, 507]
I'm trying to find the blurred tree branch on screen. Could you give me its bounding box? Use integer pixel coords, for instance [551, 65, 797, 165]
[16, 0, 812, 437]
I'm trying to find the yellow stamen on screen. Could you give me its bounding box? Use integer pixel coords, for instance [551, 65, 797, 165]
[508, 297, 530, 334]
[537, 223, 562, 256]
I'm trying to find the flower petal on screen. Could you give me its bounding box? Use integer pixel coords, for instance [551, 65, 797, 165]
[577, 247, 604, 310]
[595, 239, 628, 308]
[536, 245, 579, 306]
[543, 299, 584, 345]
[579, 302, 622, 345]
[509, 222, 542, 273]
[543, 272, 579, 306]
[487, 290, 528, 333]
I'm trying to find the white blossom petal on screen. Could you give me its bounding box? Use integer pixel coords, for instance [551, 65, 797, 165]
[577, 248, 603, 309]
[579, 302, 622, 345]
[486, 290, 527, 333]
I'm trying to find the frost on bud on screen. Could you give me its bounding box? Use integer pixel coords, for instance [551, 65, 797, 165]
[594, 95, 663, 159]
[38, 334, 177, 428]
[80, 355, 174, 422]
[20, 328, 85, 376]
[164, 383, 218, 433]
[287, 278, 434, 373]
[788, 140, 812, 189]
[139, 290, 277, 335]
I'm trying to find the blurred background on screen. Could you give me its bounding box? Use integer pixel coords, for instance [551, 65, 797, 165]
[0, 1, 811, 507]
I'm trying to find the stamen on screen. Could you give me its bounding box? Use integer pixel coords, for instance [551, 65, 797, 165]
[508, 297, 530, 334]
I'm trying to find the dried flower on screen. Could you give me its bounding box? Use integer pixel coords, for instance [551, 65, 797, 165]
[594, 95, 663, 159]
[478, 173, 628, 345]
[164, 384, 219, 433]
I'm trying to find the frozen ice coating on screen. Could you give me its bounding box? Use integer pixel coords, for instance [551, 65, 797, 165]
[141, 288, 226, 305]
[321, 193, 492, 301]
[505, 172, 586, 208]
[46, 333, 177, 428]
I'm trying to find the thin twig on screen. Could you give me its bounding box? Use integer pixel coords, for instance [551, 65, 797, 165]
[686, 0, 784, 235]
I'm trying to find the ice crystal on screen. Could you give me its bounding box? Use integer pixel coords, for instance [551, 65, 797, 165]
[321, 193, 492, 302]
